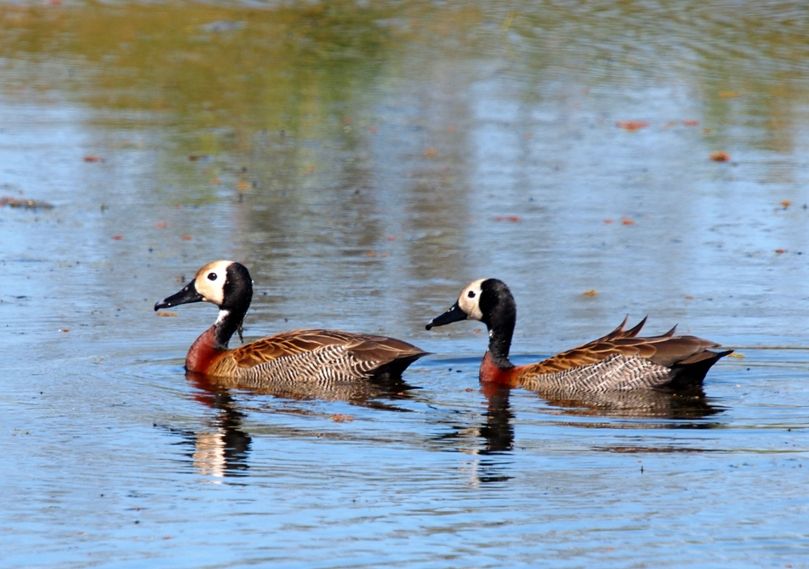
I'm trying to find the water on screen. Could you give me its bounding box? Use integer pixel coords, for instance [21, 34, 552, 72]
[1, 2, 808, 567]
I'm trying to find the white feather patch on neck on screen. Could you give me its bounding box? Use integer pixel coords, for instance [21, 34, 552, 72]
[215, 309, 230, 325]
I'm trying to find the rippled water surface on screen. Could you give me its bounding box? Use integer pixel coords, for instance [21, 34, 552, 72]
[2, 2, 809, 567]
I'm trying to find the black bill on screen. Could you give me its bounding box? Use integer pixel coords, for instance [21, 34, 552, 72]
[425, 301, 467, 330]
[154, 280, 203, 311]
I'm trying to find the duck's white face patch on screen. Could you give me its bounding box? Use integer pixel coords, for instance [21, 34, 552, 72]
[194, 260, 234, 306]
[457, 278, 487, 321]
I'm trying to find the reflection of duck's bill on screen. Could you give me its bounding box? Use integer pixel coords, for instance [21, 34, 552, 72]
[426, 301, 467, 330]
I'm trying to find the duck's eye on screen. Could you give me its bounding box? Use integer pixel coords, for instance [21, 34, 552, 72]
[207, 272, 218, 281]
[467, 290, 476, 298]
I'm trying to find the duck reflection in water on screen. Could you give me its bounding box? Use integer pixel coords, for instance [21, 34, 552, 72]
[536, 383, 721, 420]
[187, 374, 252, 478]
[438, 376, 718, 451]
[434, 368, 720, 486]
[428, 378, 516, 485]
[180, 370, 417, 478]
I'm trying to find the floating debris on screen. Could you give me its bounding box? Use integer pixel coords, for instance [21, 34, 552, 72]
[616, 120, 649, 132]
[493, 215, 522, 223]
[330, 414, 354, 423]
[0, 196, 54, 210]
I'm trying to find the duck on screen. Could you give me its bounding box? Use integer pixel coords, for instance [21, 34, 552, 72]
[155, 260, 426, 383]
[426, 278, 732, 392]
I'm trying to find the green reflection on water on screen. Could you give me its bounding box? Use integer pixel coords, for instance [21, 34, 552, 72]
[2, 3, 439, 129]
[2, 1, 808, 209]
[3, 2, 807, 139]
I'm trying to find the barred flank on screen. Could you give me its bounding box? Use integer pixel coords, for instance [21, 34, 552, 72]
[520, 354, 671, 392]
[237, 345, 382, 385]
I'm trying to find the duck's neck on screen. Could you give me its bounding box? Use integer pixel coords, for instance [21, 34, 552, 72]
[212, 308, 245, 348]
[484, 304, 516, 370]
[185, 308, 246, 373]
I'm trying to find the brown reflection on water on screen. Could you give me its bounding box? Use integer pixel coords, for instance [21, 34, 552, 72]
[539, 387, 722, 420]
[187, 370, 416, 406]
[181, 370, 416, 477]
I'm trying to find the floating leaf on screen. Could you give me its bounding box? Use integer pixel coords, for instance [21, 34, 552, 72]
[0, 197, 53, 209]
[83, 155, 103, 163]
[780, 199, 792, 210]
[710, 151, 730, 162]
[621, 217, 635, 226]
[581, 289, 599, 298]
[330, 414, 354, 423]
[616, 120, 649, 132]
[494, 215, 522, 223]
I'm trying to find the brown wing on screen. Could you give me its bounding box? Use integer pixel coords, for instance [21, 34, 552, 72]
[230, 328, 426, 372]
[525, 317, 727, 375]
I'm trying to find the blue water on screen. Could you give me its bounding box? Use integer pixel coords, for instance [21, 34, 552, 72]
[1, 2, 808, 567]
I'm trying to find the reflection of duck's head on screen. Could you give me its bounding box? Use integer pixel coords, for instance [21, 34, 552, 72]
[428, 278, 732, 392]
[155, 260, 426, 384]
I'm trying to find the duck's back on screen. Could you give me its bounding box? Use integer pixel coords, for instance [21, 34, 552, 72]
[516, 318, 731, 392]
[211, 329, 426, 385]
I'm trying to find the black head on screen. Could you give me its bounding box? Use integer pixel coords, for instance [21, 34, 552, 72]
[426, 278, 515, 330]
